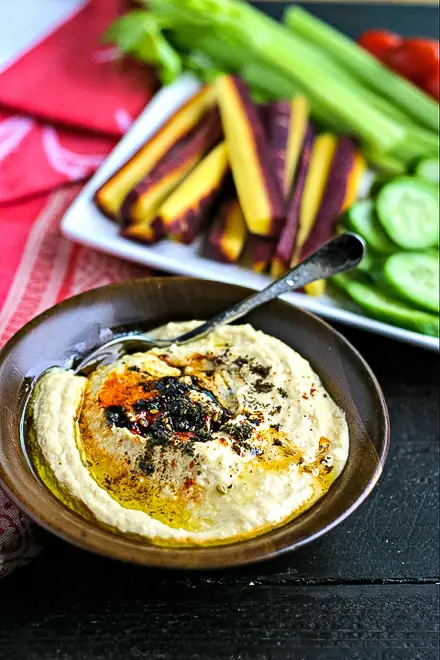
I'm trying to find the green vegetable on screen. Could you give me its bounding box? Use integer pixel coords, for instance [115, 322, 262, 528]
[181, 52, 223, 83]
[241, 62, 350, 133]
[283, 30, 435, 135]
[284, 6, 439, 133]
[171, 4, 430, 147]
[107, 0, 410, 156]
[105, 0, 439, 172]
[333, 274, 440, 337]
[416, 158, 440, 186]
[383, 251, 440, 313]
[362, 148, 407, 176]
[390, 127, 439, 164]
[407, 127, 440, 154]
[104, 11, 182, 85]
[264, 29, 418, 128]
[345, 200, 397, 254]
[171, 27, 248, 73]
[376, 177, 439, 249]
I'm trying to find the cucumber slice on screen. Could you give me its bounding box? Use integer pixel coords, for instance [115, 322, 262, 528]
[345, 200, 397, 254]
[333, 274, 439, 337]
[416, 158, 440, 186]
[383, 251, 440, 313]
[376, 177, 439, 250]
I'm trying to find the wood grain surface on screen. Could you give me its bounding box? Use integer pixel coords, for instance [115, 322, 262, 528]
[0, 583, 438, 660]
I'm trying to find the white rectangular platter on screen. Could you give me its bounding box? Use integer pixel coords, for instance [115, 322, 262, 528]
[61, 74, 439, 352]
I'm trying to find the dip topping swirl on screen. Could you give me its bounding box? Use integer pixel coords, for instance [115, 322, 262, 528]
[29, 322, 350, 545]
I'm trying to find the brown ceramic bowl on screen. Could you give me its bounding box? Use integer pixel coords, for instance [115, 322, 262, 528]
[0, 278, 389, 569]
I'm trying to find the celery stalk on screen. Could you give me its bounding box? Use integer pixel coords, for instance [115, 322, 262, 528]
[285, 6, 439, 133]
[170, 28, 250, 72]
[363, 148, 407, 175]
[173, 18, 419, 136]
[286, 32, 420, 127]
[171, 18, 405, 136]
[104, 11, 183, 84]
[253, 47, 404, 152]
[149, 0, 406, 153]
[242, 62, 349, 133]
[409, 127, 440, 153]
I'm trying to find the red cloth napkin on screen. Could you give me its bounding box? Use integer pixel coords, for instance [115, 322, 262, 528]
[0, 0, 158, 577]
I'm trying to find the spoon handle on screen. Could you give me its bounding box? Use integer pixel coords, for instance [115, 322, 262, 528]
[174, 233, 365, 345]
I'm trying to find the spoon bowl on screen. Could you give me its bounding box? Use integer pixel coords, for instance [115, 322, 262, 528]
[0, 275, 388, 568]
[75, 232, 364, 374]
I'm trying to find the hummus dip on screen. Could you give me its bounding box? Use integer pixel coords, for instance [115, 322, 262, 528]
[29, 322, 349, 546]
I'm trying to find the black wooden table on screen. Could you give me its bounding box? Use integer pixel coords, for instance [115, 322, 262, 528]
[1, 4, 439, 659]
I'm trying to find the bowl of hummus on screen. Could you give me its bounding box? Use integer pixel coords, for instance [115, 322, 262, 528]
[0, 278, 389, 568]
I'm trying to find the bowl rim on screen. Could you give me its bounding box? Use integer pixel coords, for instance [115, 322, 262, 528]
[0, 276, 390, 569]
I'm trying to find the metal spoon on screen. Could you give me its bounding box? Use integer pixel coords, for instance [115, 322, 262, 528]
[75, 232, 364, 375]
